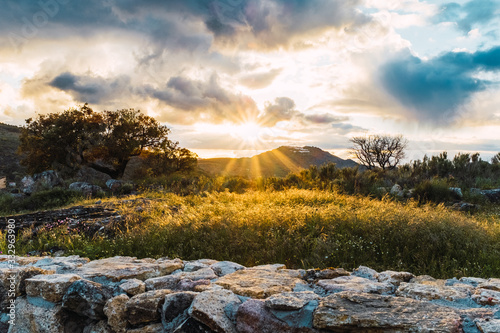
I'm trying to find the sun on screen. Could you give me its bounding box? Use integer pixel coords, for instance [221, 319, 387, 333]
[229, 122, 262, 145]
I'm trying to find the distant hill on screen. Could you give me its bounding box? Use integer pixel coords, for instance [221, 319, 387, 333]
[0, 122, 24, 180]
[198, 146, 358, 178]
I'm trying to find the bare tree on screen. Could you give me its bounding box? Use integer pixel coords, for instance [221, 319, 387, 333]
[350, 135, 408, 170]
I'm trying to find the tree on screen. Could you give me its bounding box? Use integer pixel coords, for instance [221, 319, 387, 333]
[19, 104, 194, 178]
[350, 134, 408, 170]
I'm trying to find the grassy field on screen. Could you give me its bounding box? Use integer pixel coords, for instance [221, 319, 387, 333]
[2, 189, 500, 278]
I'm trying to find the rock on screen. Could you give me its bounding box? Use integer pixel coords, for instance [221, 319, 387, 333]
[145, 275, 180, 291]
[215, 268, 304, 299]
[390, 184, 404, 197]
[169, 317, 215, 333]
[119, 278, 146, 296]
[8, 297, 66, 333]
[475, 318, 500, 333]
[126, 289, 172, 326]
[20, 175, 35, 194]
[106, 179, 125, 192]
[62, 279, 113, 320]
[452, 202, 480, 212]
[33, 255, 90, 273]
[161, 291, 198, 331]
[449, 187, 463, 198]
[126, 322, 165, 333]
[478, 278, 500, 292]
[317, 276, 393, 294]
[396, 282, 471, 302]
[303, 268, 350, 282]
[83, 320, 114, 333]
[472, 288, 500, 306]
[188, 289, 241, 333]
[26, 273, 82, 303]
[460, 277, 488, 287]
[145, 268, 216, 291]
[210, 261, 245, 277]
[377, 270, 415, 286]
[313, 291, 461, 332]
[410, 274, 446, 286]
[34, 170, 63, 189]
[184, 261, 209, 272]
[481, 189, 500, 203]
[69, 182, 103, 197]
[264, 291, 320, 310]
[177, 279, 211, 291]
[76, 166, 112, 184]
[351, 265, 378, 280]
[75, 256, 183, 282]
[236, 299, 318, 333]
[104, 294, 129, 333]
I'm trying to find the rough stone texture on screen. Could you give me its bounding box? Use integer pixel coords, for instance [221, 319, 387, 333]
[396, 281, 471, 302]
[76, 166, 112, 184]
[161, 291, 198, 331]
[69, 182, 103, 197]
[351, 265, 378, 280]
[126, 322, 165, 333]
[62, 279, 113, 320]
[264, 291, 320, 310]
[75, 256, 183, 282]
[82, 320, 113, 333]
[210, 261, 245, 277]
[126, 289, 172, 325]
[184, 261, 209, 272]
[33, 255, 90, 273]
[304, 268, 350, 282]
[376, 270, 414, 286]
[145, 268, 217, 291]
[33, 170, 63, 189]
[236, 299, 318, 333]
[317, 276, 393, 294]
[479, 278, 500, 292]
[26, 273, 82, 303]
[472, 288, 500, 306]
[189, 289, 242, 333]
[216, 268, 304, 298]
[119, 278, 146, 296]
[0, 266, 54, 298]
[313, 291, 462, 332]
[104, 294, 129, 333]
[475, 318, 500, 333]
[8, 297, 66, 333]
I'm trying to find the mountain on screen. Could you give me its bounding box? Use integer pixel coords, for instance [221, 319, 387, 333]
[197, 146, 358, 178]
[0, 122, 24, 180]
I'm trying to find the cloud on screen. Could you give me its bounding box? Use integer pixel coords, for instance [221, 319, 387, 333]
[379, 46, 500, 124]
[239, 68, 282, 89]
[434, 0, 499, 33]
[304, 113, 348, 124]
[260, 97, 299, 126]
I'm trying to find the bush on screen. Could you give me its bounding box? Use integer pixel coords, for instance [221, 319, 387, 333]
[0, 188, 83, 214]
[413, 179, 459, 203]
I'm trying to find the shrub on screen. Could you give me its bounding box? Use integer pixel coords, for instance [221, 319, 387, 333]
[413, 179, 459, 203]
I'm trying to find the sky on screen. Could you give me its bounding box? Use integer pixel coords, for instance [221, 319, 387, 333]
[0, 0, 499, 161]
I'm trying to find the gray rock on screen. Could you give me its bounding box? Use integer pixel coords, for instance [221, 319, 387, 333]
[76, 166, 112, 184]
[20, 175, 35, 194]
[351, 265, 378, 280]
[317, 275, 393, 294]
[62, 279, 113, 320]
[34, 170, 63, 189]
[449, 187, 463, 198]
[119, 278, 146, 296]
[69, 182, 103, 197]
[475, 318, 500, 333]
[396, 281, 472, 302]
[478, 278, 500, 292]
[313, 291, 461, 332]
[161, 291, 197, 331]
[26, 273, 82, 303]
[8, 297, 66, 333]
[106, 179, 124, 191]
[189, 289, 242, 333]
[104, 294, 129, 333]
[83, 320, 114, 333]
[390, 184, 404, 197]
[126, 289, 172, 325]
[184, 261, 209, 272]
[377, 270, 415, 286]
[264, 291, 320, 310]
[210, 261, 245, 277]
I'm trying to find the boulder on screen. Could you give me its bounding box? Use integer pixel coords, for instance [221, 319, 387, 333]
[452, 202, 480, 212]
[472, 288, 500, 306]
[184, 261, 209, 272]
[106, 179, 125, 192]
[376, 270, 415, 286]
[317, 276, 393, 294]
[20, 175, 35, 194]
[8, 297, 66, 333]
[478, 278, 500, 292]
[449, 187, 463, 198]
[396, 282, 471, 302]
[216, 268, 305, 299]
[351, 265, 378, 280]
[145, 268, 216, 291]
[104, 294, 129, 333]
[126, 289, 172, 326]
[475, 318, 500, 333]
[76, 166, 112, 184]
[313, 291, 461, 332]
[210, 261, 245, 277]
[481, 189, 500, 203]
[69, 182, 103, 197]
[26, 273, 82, 303]
[62, 279, 113, 320]
[126, 323, 165, 333]
[119, 278, 146, 296]
[82, 320, 114, 333]
[303, 268, 350, 282]
[188, 289, 242, 333]
[264, 291, 320, 310]
[33, 255, 90, 273]
[390, 184, 404, 197]
[33, 170, 63, 189]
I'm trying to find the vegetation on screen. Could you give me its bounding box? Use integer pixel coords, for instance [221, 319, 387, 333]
[2, 189, 499, 278]
[0, 122, 24, 181]
[350, 134, 408, 170]
[18, 104, 196, 178]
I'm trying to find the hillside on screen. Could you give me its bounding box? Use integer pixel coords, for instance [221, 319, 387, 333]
[198, 146, 358, 178]
[0, 122, 23, 180]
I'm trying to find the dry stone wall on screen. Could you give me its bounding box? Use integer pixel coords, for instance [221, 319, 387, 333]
[0, 255, 499, 332]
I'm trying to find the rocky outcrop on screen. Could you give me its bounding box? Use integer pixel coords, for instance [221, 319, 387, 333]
[0, 255, 499, 333]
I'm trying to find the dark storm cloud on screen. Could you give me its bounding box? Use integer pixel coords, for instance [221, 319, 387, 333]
[379, 46, 500, 123]
[1, 0, 370, 51]
[49, 72, 131, 104]
[434, 0, 499, 33]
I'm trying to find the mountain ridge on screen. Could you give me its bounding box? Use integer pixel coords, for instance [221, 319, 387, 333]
[197, 145, 358, 178]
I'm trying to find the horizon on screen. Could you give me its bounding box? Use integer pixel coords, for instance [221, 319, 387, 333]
[1, 0, 499, 161]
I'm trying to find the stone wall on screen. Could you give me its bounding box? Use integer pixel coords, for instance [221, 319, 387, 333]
[0, 255, 499, 332]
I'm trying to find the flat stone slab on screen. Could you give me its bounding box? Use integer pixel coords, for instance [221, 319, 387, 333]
[74, 256, 183, 282]
[264, 291, 320, 310]
[396, 282, 472, 302]
[317, 275, 393, 294]
[26, 273, 82, 303]
[215, 268, 304, 298]
[313, 291, 462, 332]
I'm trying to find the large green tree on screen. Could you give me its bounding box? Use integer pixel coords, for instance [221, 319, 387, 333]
[19, 104, 195, 178]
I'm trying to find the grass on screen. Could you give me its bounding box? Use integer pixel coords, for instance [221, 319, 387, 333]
[2, 189, 499, 278]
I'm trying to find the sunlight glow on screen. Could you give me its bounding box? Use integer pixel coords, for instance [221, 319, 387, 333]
[229, 122, 262, 145]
